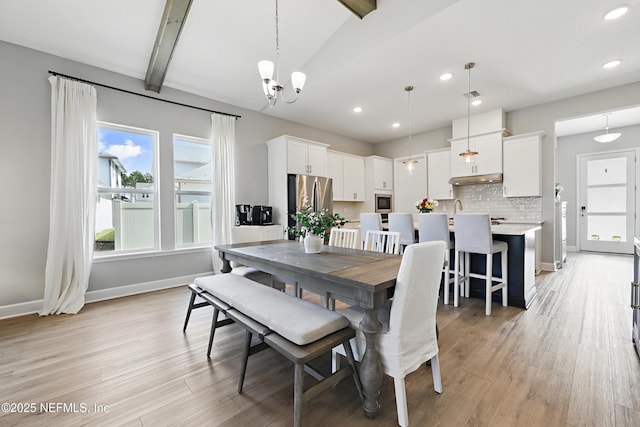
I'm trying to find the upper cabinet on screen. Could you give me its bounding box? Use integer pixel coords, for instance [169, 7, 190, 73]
[284, 137, 328, 176]
[327, 150, 365, 201]
[427, 149, 454, 200]
[502, 131, 544, 197]
[366, 156, 393, 191]
[449, 131, 505, 178]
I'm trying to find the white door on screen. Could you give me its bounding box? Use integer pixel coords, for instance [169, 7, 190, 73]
[579, 150, 636, 254]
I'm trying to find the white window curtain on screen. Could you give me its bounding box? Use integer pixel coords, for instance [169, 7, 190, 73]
[211, 113, 236, 273]
[40, 76, 97, 315]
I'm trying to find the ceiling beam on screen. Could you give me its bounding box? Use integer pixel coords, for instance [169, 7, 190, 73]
[337, 0, 376, 19]
[144, 0, 193, 93]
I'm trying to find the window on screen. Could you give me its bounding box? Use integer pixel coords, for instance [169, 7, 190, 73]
[174, 134, 212, 247]
[95, 122, 159, 254]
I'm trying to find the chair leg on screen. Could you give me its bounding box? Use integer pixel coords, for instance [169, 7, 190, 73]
[485, 254, 492, 316]
[443, 250, 450, 305]
[207, 307, 220, 358]
[331, 349, 341, 373]
[502, 249, 508, 307]
[453, 251, 460, 307]
[430, 354, 442, 394]
[238, 330, 252, 393]
[293, 362, 304, 427]
[393, 376, 409, 427]
[464, 252, 470, 298]
[183, 290, 197, 332]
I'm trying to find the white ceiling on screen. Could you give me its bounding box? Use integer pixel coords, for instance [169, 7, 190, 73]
[1, 0, 639, 143]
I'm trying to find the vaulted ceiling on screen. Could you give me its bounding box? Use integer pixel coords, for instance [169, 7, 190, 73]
[1, 0, 639, 142]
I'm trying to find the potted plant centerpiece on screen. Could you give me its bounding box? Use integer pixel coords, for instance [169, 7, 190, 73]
[416, 197, 438, 213]
[290, 205, 346, 253]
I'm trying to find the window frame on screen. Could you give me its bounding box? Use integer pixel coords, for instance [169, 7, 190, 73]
[95, 121, 160, 257]
[173, 133, 213, 249]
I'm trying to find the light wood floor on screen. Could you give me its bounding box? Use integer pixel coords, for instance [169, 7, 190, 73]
[1, 252, 639, 426]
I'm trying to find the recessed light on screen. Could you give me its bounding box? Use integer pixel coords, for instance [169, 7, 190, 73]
[602, 59, 621, 69]
[353, 106, 363, 113]
[440, 73, 453, 81]
[471, 98, 482, 106]
[605, 6, 629, 20]
[392, 122, 400, 128]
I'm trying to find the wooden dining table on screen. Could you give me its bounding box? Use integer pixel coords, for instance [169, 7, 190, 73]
[214, 239, 403, 419]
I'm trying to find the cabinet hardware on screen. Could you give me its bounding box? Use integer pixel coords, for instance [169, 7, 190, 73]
[632, 281, 640, 309]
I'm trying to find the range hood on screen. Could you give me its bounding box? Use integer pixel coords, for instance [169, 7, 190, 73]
[448, 173, 503, 186]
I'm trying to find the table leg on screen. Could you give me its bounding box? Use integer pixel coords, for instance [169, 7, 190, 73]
[220, 257, 231, 273]
[359, 306, 383, 418]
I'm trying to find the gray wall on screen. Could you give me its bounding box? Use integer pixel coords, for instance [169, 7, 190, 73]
[556, 124, 640, 248]
[0, 40, 371, 310]
[374, 82, 640, 267]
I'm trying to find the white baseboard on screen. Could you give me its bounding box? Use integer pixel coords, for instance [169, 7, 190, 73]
[540, 262, 557, 272]
[0, 271, 214, 320]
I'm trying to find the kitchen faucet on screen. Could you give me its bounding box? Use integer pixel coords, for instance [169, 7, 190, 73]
[454, 199, 463, 215]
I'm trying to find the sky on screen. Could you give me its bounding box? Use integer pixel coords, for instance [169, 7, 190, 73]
[98, 126, 154, 175]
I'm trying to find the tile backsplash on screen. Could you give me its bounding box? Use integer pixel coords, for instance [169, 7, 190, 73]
[432, 183, 542, 222]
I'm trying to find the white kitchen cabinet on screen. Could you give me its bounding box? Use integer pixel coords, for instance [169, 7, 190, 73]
[449, 131, 504, 178]
[326, 151, 344, 200]
[343, 154, 365, 201]
[427, 149, 454, 200]
[366, 156, 393, 190]
[502, 131, 544, 197]
[266, 135, 330, 225]
[327, 151, 365, 202]
[285, 137, 328, 176]
[231, 224, 284, 244]
[363, 155, 393, 212]
[394, 155, 427, 212]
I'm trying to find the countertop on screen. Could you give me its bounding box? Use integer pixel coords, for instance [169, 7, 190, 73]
[377, 220, 542, 236]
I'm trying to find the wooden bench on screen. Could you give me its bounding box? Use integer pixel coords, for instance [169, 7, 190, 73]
[185, 274, 363, 427]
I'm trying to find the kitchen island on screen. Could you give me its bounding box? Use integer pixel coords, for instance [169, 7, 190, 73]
[448, 223, 541, 309]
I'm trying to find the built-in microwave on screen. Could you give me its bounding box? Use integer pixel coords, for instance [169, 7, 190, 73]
[374, 193, 392, 214]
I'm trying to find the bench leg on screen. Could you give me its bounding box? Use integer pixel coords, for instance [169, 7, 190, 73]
[207, 307, 220, 358]
[238, 330, 253, 393]
[183, 290, 197, 332]
[293, 362, 304, 427]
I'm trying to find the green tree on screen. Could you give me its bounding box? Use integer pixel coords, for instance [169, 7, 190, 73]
[121, 171, 153, 187]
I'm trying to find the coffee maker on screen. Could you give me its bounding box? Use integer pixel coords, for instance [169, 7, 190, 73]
[235, 204, 252, 225]
[251, 205, 273, 225]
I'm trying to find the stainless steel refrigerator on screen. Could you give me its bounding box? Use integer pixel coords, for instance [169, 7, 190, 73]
[633, 238, 640, 358]
[287, 174, 333, 240]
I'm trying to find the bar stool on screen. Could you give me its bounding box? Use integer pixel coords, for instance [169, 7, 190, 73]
[418, 213, 456, 304]
[359, 213, 382, 249]
[388, 213, 416, 254]
[453, 213, 508, 315]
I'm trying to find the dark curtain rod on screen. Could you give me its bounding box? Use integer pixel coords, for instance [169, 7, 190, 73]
[48, 70, 241, 119]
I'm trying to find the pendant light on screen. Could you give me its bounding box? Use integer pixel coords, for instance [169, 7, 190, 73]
[401, 85, 418, 174]
[258, 0, 306, 106]
[593, 113, 621, 143]
[459, 62, 478, 167]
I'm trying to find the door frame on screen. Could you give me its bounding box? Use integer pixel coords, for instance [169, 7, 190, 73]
[576, 147, 639, 254]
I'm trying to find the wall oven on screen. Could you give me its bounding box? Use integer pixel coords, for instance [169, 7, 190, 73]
[374, 193, 392, 214]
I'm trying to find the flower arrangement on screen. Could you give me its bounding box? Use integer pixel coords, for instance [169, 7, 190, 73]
[289, 205, 346, 239]
[415, 197, 439, 213]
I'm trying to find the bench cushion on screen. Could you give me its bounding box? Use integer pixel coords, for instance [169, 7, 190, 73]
[195, 274, 349, 346]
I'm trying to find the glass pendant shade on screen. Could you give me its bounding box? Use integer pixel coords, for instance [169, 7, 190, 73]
[291, 72, 306, 92]
[594, 114, 621, 143]
[594, 132, 621, 143]
[258, 60, 274, 81]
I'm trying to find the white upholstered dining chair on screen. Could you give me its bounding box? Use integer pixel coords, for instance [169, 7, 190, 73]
[332, 241, 445, 427]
